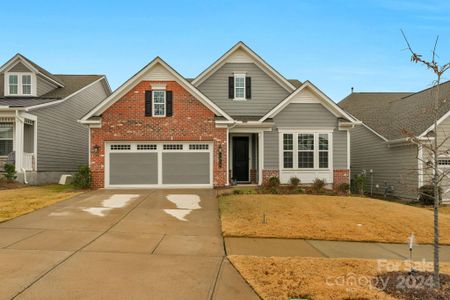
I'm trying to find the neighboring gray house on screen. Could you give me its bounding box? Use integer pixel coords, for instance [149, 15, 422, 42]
[81, 42, 358, 189]
[339, 81, 450, 202]
[0, 54, 111, 184]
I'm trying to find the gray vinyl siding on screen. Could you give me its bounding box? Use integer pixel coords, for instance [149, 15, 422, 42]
[36, 75, 57, 96]
[430, 116, 450, 200]
[197, 63, 289, 116]
[350, 125, 418, 199]
[32, 79, 109, 171]
[0, 74, 4, 97]
[9, 62, 32, 72]
[264, 103, 348, 170]
[162, 152, 210, 184]
[110, 153, 158, 185]
[24, 124, 34, 153]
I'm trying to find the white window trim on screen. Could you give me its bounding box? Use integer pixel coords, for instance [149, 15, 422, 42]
[0, 122, 14, 157]
[233, 73, 246, 101]
[4, 72, 36, 97]
[152, 90, 166, 117]
[279, 130, 333, 171]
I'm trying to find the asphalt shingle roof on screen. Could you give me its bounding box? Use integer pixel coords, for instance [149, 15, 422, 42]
[339, 81, 450, 140]
[0, 75, 103, 108]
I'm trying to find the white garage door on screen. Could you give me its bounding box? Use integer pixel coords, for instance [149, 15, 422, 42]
[105, 142, 213, 188]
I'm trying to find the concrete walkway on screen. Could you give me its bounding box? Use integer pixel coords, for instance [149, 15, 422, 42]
[0, 189, 258, 300]
[225, 237, 450, 261]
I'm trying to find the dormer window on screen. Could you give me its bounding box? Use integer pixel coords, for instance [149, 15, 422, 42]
[5, 73, 35, 96]
[234, 74, 246, 100]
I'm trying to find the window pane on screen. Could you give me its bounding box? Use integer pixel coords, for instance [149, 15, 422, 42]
[298, 134, 314, 150]
[153, 91, 165, 103]
[283, 134, 293, 150]
[235, 76, 245, 87]
[298, 152, 314, 168]
[154, 104, 165, 116]
[23, 85, 31, 95]
[0, 140, 13, 156]
[9, 75, 18, 84]
[319, 134, 328, 150]
[283, 151, 293, 168]
[235, 87, 245, 98]
[22, 75, 31, 84]
[0, 123, 13, 139]
[319, 152, 328, 168]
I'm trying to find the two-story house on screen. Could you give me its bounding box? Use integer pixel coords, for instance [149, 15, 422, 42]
[0, 54, 111, 184]
[81, 42, 358, 189]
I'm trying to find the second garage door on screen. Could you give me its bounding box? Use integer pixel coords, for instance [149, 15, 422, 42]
[106, 142, 212, 188]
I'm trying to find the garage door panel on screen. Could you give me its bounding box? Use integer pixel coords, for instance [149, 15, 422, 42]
[162, 152, 210, 184]
[110, 153, 158, 185]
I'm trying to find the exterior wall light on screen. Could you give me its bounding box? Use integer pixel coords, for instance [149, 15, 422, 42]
[93, 144, 101, 155]
[218, 144, 223, 168]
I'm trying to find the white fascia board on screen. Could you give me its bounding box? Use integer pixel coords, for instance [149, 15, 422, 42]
[419, 109, 450, 138]
[191, 42, 296, 92]
[81, 58, 233, 122]
[26, 77, 106, 111]
[260, 81, 359, 123]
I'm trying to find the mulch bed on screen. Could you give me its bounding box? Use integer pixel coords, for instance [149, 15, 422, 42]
[376, 271, 450, 299]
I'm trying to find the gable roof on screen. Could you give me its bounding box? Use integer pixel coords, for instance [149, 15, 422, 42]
[260, 80, 359, 123]
[81, 57, 233, 123]
[339, 81, 450, 140]
[0, 53, 65, 87]
[191, 41, 296, 92]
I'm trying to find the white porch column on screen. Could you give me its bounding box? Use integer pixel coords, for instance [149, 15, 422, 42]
[258, 131, 264, 185]
[14, 111, 24, 171]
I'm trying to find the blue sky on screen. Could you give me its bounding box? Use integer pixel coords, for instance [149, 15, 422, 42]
[1, 0, 449, 101]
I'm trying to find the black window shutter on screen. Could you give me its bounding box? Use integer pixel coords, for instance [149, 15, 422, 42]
[228, 77, 234, 99]
[145, 90, 152, 116]
[246, 77, 251, 99]
[166, 91, 173, 116]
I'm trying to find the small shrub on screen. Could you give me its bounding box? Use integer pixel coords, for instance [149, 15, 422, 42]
[72, 165, 92, 189]
[289, 176, 300, 188]
[268, 176, 280, 188]
[337, 182, 350, 194]
[3, 163, 17, 183]
[270, 187, 279, 194]
[352, 174, 366, 195]
[233, 189, 242, 195]
[312, 178, 326, 193]
[419, 184, 442, 205]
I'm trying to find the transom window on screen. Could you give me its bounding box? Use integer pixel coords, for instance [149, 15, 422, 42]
[234, 74, 246, 100]
[137, 144, 157, 150]
[282, 132, 331, 169]
[110, 144, 131, 151]
[6, 73, 34, 96]
[153, 90, 166, 116]
[0, 123, 14, 156]
[438, 158, 450, 167]
[189, 144, 209, 150]
[163, 144, 183, 150]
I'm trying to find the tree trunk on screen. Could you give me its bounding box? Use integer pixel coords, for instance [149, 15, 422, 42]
[433, 78, 440, 288]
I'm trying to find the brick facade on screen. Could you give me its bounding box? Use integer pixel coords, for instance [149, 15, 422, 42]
[262, 169, 279, 185]
[333, 169, 350, 188]
[90, 80, 227, 188]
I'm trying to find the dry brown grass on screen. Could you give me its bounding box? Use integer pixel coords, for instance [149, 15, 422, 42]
[0, 185, 83, 222]
[229, 256, 450, 300]
[219, 194, 450, 244]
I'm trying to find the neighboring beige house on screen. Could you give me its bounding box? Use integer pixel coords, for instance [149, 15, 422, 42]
[339, 81, 450, 202]
[0, 54, 111, 184]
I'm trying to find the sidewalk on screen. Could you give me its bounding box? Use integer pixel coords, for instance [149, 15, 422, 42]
[225, 237, 450, 261]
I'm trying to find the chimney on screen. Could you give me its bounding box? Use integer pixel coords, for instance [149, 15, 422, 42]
[351, 87, 354, 93]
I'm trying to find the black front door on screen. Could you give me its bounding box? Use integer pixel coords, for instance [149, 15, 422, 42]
[232, 137, 249, 182]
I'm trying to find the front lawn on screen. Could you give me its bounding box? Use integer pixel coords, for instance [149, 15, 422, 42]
[229, 256, 450, 300]
[0, 185, 83, 222]
[219, 194, 450, 244]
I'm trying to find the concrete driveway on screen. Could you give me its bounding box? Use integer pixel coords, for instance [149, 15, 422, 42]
[0, 189, 258, 300]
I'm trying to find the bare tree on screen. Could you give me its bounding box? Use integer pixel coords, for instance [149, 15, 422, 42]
[401, 29, 450, 288]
